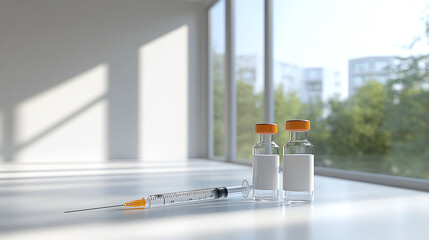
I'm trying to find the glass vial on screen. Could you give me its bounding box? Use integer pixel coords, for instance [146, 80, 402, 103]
[283, 120, 314, 203]
[252, 123, 280, 201]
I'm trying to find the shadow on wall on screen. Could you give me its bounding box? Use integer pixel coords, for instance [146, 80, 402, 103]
[0, 0, 202, 162]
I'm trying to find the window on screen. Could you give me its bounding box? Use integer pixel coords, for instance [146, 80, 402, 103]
[375, 75, 389, 84]
[235, 0, 264, 160]
[209, 0, 226, 158]
[374, 61, 390, 72]
[273, 0, 429, 179]
[353, 76, 364, 85]
[307, 81, 322, 91]
[208, 0, 429, 180]
[306, 69, 321, 80]
[353, 62, 370, 73]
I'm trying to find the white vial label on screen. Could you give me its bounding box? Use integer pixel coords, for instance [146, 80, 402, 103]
[252, 154, 279, 190]
[283, 154, 314, 191]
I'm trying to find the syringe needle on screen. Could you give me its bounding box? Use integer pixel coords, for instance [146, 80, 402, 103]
[64, 197, 146, 214]
[64, 204, 123, 213]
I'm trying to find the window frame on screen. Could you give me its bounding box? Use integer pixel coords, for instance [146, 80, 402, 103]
[205, 0, 429, 192]
[207, 0, 273, 162]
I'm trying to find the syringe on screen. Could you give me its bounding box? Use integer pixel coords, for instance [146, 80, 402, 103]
[65, 179, 251, 213]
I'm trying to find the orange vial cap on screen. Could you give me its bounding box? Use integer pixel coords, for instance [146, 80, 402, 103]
[255, 123, 277, 134]
[285, 120, 310, 131]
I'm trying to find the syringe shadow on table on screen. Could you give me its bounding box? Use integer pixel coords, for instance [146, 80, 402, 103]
[118, 197, 288, 220]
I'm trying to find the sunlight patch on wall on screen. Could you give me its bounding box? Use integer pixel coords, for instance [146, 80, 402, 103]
[15, 64, 108, 161]
[139, 25, 189, 161]
[16, 100, 107, 161]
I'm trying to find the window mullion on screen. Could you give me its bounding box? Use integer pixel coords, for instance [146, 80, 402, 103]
[264, 0, 274, 123]
[207, 5, 214, 159]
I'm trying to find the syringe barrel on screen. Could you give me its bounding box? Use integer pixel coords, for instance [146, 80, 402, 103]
[144, 179, 251, 209]
[146, 187, 227, 208]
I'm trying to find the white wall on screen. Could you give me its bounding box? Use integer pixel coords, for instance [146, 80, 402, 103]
[0, 0, 207, 161]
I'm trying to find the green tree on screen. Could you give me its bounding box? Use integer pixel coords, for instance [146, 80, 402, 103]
[380, 14, 429, 178]
[274, 86, 307, 154]
[236, 80, 263, 160]
[384, 55, 429, 155]
[327, 80, 390, 156]
[382, 55, 429, 177]
[305, 98, 330, 156]
[213, 53, 225, 156]
[273, 86, 329, 156]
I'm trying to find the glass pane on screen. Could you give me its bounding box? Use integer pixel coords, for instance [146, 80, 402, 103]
[235, 0, 264, 160]
[210, 0, 226, 157]
[274, 0, 429, 179]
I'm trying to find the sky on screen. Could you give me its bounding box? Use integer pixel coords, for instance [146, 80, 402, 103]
[210, 0, 429, 97]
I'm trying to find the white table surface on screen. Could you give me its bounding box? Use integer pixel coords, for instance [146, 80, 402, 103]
[1, 159, 428, 240]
